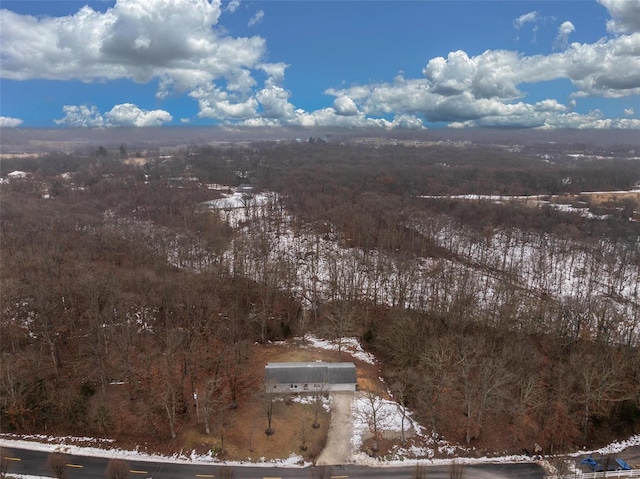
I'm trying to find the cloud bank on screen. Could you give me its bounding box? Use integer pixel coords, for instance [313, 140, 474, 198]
[598, 0, 640, 33]
[1, 0, 638, 129]
[323, 27, 639, 129]
[0, 0, 268, 100]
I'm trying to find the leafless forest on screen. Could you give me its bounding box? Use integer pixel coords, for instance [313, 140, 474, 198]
[1, 134, 639, 454]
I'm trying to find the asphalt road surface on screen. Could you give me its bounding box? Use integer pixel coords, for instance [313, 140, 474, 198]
[2, 446, 545, 479]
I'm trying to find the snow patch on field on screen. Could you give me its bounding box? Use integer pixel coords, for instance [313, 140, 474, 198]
[303, 335, 376, 365]
[353, 396, 420, 434]
[348, 392, 466, 463]
[0, 436, 309, 468]
[568, 434, 640, 457]
[201, 191, 270, 210]
[0, 433, 114, 444]
[5, 475, 49, 479]
[291, 393, 332, 412]
[103, 189, 639, 347]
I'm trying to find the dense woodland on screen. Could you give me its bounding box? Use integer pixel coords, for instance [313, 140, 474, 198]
[1, 138, 640, 455]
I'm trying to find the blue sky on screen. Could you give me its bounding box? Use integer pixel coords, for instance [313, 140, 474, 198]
[1, 0, 639, 129]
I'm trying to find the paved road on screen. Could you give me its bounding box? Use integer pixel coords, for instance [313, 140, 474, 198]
[1, 446, 545, 479]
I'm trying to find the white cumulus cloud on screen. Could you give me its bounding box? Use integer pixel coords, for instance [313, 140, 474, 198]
[259, 62, 289, 85]
[447, 106, 640, 130]
[2, 0, 638, 130]
[325, 28, 640, 129]
[555, 21, 575, 50]
[0, 0, 267, 98]
[333, 96, 359, 116]
[625, 107, 635, 116]
[104, 103, 173, 126]
[190, 84, 259, 120]
[55, 103, 172, 127]
[255, 85, 296, 119]
[0, 116, 24, 127]
[598, 0, 640, 34]
[55, 105, 105, 127]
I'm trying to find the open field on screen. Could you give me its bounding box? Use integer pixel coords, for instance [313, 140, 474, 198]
[579, 190, 640, 204]
[175, 340, 383, 462]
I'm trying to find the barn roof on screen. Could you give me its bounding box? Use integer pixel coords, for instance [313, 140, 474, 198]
[264, 362, 357, 385]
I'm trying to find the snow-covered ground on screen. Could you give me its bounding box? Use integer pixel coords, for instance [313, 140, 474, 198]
[216, 191, 638, 344]
[291, 393, 331, 412]
[302, 335, 376, 365]
[201, 191, 271, 228]
[0, 434, 308, 468]
[569, 435, 640, 458]
[94, 188, 639, 349]
[6, 190, 636, 470]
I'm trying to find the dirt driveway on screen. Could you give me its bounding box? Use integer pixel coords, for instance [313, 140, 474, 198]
[315, 392, 354, 465]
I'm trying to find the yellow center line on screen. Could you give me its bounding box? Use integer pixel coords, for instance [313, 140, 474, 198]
[331, 476, 349, 479]
[195, 475, 216, 478]
[66, 464, 83, 468]
[130, 470, 148, 474]
[263, 477, 282, 479]
[3, 457, 21, 461]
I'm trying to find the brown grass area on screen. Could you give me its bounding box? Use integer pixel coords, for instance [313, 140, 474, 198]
[357, 378, 378, 393]
[178, 339, 384, 462]
[0, 153, 41, 159]
[579, 191, 640, 204]
[511, 191, 640, 219]
[183, 399, 329, 462]
[505, 191, 640, 206]
[123, 157, 149, 166]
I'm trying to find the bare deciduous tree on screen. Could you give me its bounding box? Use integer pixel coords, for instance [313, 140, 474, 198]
[202, 377, 225, 436]
[358, 388, 390, 454]
[324, 301, 357, 361]
[300, 421, 308, 451]
[261, 380, 278, 435]
[390, 369, 411, 447]
[312, 380, 328, 429]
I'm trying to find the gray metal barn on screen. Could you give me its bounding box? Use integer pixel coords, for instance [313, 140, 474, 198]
[264, 362, 357, 393]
